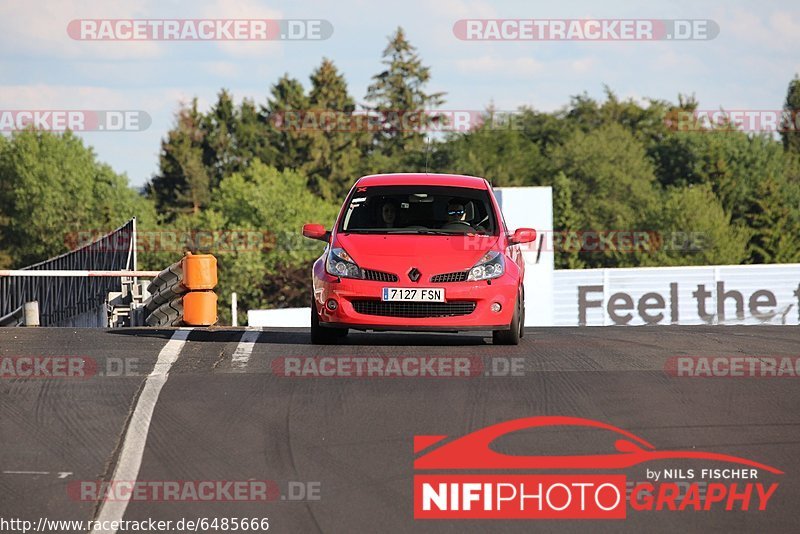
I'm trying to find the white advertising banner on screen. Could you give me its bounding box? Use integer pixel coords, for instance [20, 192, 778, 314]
[494, 187, 554, 326]
[553, 264, 800, 326]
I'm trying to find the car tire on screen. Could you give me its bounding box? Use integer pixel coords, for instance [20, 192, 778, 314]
[310, 296, 347, 344]
[492, 295, 521, 345]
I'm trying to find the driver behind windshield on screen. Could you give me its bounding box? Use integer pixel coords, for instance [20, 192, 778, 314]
[380, 199, 398, 228]
[447, 202, 466, 223]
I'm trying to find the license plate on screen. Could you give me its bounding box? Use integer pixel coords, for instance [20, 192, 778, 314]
[382, 287, 445, 302]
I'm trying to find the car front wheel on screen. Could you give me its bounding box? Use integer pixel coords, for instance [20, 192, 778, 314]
[310, 296, 348, 344]
[492, 295, 522, 345]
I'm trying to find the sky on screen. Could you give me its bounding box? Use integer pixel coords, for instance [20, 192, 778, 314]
[1, 0, 798, 188]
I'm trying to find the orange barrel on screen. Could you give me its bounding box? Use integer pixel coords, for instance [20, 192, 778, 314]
[182, 291, 218, 326]
[182, 253, 218, 290]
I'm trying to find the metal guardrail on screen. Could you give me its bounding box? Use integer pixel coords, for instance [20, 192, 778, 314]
[0, 305, 24, 327]
[0, 270, 160, 277]
[0, 219, 137, 326]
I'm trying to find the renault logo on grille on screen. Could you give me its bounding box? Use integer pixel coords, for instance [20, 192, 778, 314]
[408, 267, 421, 282]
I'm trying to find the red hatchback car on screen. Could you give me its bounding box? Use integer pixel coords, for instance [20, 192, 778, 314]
[302, 173, 536, 345]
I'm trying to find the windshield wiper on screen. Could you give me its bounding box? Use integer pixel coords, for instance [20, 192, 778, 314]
[344, 229, 461, 235]
[387, 229, 496, 237]
[400, 229, 461, 235]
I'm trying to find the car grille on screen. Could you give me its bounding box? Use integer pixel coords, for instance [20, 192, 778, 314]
[362, 269, 399, 282]
[430, 271, 469, 283]
[352, 300, 476, 318]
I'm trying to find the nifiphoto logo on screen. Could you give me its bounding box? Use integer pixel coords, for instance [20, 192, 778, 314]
[413, 416, 782, 519]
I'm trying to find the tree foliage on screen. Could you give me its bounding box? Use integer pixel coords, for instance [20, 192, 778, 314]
[0, 130, 154, 267]
[365, 27, 446, 165]
[304, 59, 363, 200]
[781, 75, 800, 155]
[201, 161, 337, 324]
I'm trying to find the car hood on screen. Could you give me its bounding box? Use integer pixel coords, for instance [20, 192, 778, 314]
[334, 233, 500, 277]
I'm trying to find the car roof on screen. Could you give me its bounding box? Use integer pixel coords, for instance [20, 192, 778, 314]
[355, 173, 489, 190]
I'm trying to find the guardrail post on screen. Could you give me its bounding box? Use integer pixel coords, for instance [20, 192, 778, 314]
[23, 301, 40, 327]
[231, 292, 238, 327]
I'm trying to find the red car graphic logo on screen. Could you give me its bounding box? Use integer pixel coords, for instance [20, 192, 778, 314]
[414, 416, 783, 474]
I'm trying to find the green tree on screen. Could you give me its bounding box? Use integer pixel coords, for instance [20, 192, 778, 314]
[781, 75, 800, 155]
[552, 172, 585, 269]
[0, 134, 10, 267]
[234, 98, 268, 171]
[517, 107, 577, 158]
[304, 58, 363, 200]
[436, 108, 547, 186]
[261, 75, 310, 171]
[649, 130, 786, 223]
[0, 129, 155, 267]
[559, 88, 672, 148]
[745, 174, 800, 263]
[549, 123, 660, 267]
[640, 184, 749, 266]
[200, 161, 338, 323]
[365, 27, 445, 163]
[201, 89, 239, 188]
[147, 100, 210, 217]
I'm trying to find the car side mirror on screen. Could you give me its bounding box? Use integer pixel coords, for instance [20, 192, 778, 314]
[302, 223, 330, 242]
[509, 228, 537, 245]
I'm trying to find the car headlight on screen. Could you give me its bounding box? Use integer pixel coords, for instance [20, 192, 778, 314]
[467, 250, 505, 281]
[326, 247, 362, 279]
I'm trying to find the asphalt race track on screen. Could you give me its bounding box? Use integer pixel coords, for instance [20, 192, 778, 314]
[1, 326, 798, 533]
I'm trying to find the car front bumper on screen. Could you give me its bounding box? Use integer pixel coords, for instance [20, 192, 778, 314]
[311, 260, 518, 331]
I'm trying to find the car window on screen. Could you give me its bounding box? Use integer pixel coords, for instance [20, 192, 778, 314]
[339, 185, 497, 235]
[491, 186, 509, 235]
[489, 425, 630, 456]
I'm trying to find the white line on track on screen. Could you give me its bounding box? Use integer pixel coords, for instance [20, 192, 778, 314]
[90, 329, 190, 534]
[2, 470, 73, 478]
[231, 328, 262, 369]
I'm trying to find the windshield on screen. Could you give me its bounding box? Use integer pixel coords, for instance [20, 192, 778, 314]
[338, 185, 498, 235]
